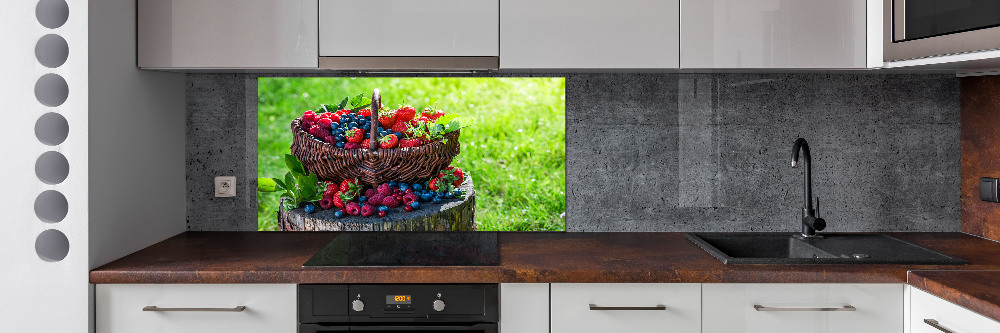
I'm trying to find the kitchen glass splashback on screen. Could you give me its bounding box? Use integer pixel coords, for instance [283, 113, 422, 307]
[257, 77, 566, 231]
[902, 0, 1000, 41]
[303, 232, 499, 266]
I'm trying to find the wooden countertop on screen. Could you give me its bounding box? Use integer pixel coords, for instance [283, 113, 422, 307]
[908, 270, 1000, 323]
[90, 231, 1000, 284]
[90, 232, 1000, 322]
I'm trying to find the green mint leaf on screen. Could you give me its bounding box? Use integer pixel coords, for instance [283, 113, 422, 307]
[336, 97, 349, 110]
[271, 177, 287, 191]
[284, 154, 306, 175]
[257, 178, 278, 192]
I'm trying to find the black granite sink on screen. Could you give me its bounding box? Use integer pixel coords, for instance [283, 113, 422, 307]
[686, 233, 966, 265]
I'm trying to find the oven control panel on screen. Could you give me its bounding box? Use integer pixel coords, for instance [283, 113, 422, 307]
[299, 284, 497, 323]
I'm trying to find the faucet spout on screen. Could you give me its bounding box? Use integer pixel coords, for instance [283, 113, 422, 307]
[791, 138, 825, 237]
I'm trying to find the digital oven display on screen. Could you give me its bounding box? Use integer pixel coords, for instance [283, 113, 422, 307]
[386, 295, 412, 304]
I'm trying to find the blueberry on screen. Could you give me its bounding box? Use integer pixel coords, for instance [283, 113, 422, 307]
[334, 210, 345, 218]
[359, 196, 367, 203]
[413, 184, 423, 191]
[420, 193, 433, 202]
[389, 180, 398, 187]
[336, 142, 346, 148]
[349, 122, 358, 128]
[394, 132, 403, 138]
[453, 190, 463, 197]
[445, 192, 454, 199]
[378, 205, 388, 212]
[304, 204, 316, 214]
[410, 201, 420, 209]
[399, 183, 409, 191]
[431, 196, 442, 204]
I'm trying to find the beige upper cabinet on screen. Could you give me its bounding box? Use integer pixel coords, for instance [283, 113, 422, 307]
[500, 0, 681, 69]
[138, 0, 318, 69]
[681, 0, 877, 69]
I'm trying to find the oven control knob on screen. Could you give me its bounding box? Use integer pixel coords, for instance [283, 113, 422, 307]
[352, 299, 365, 312]
[432, 299, 446, 312]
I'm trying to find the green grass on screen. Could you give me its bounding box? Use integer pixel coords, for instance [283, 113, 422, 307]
[257, 77, 566, 231]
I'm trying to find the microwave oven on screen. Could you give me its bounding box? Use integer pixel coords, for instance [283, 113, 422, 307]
[884, 0, 1000, 62]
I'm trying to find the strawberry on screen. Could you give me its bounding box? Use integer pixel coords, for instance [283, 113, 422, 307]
[378, 109, 397, 128]
[379, 134, 399, 149]
[358, 109, 372, 118]
[399, 139, 422, 148]
[340, 178, 361, 198]
[361, 139, 372, 150]
[422, 108, 445, 121]
[345, 128, 364, 143]
[444, 166, 465, 186]
[428, 177, 440, 191]
[396, 105, 417, 122]
[391, 121, 411, 135]
[332, 192, 345, 209]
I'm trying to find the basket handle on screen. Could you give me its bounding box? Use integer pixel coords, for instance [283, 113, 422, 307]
[369, 89, 380, 152]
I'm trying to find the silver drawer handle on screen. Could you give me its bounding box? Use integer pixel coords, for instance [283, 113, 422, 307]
[589, 304, 667, 311]
[143, 306, 246, 312]
[753, 305, 856, 312]
[924, 319, 955, 333]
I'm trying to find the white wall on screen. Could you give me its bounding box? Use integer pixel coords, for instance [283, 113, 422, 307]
[88, 0, 186, 271]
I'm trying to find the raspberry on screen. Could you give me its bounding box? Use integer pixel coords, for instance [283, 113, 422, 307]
[402, 193, 418, 205]
[377, 183, 393, 196]
[346, 202, 361, 215]
[302, 111, 316, 122]
[382, 196, 400, 208]
[301, 120, 314, 130]
[368, 194, 384, 206]
[344, 143, 361, 150]
[365, 189, 377, 198]
[318, 118, 334, 129]
[319, 198, 334, 210]
[360, 204, 375, 217]
[324, 136, 335, 144]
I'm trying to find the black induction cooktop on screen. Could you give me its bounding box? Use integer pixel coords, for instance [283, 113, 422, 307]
[303, 232, 499, 267]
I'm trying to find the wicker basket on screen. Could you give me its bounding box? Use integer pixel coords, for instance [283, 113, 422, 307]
[290, 89, 461, 186]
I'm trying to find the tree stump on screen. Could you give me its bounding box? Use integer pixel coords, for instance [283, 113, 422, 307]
[278, 179, 476, 231]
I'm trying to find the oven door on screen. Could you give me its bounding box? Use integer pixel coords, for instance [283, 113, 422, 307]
[300, 323, 498, 333]
[885, 0, 1000, 61]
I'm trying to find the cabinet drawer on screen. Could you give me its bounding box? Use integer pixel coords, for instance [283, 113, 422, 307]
[550, 283, 700, 333]
[911, 287, 1000, 333]
[319, 0, 499, 57]
[96, 284, 296, 333]
[702, 283, 902, 333]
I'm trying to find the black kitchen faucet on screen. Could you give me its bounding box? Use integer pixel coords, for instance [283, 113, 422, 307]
[791, 138, 826, 238]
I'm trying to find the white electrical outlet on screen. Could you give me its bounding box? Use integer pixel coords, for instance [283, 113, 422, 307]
[215, 176, 236, 197]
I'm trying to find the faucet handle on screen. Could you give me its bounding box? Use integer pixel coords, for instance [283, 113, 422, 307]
[815, 197, 820, 218]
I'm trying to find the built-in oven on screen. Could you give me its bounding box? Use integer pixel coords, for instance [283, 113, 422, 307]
[884, 0, 1000, 61]
[299, 284, 498, 333]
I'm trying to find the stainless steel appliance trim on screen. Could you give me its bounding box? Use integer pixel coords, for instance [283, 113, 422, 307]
[753, 305, 856, 312]
[588, 304, 667, 311]
[923, 319, 954, 333]
[142, 305, 247, 312]
[318, 57, 499, 71]
[884, 0, 1000, 62]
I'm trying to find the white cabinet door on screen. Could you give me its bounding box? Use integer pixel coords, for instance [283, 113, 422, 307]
[501, 0, 680, 69]
[702, 283, 903, 333]
[500, 284, 549, 333]
[681, 0, 869, 68]
[138, 0, 318, 69]
[319, 0, 499, 57]
[911, 287, 1000, 333]
[96, 284, 297, 333]
[550, 283, 700, 333]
